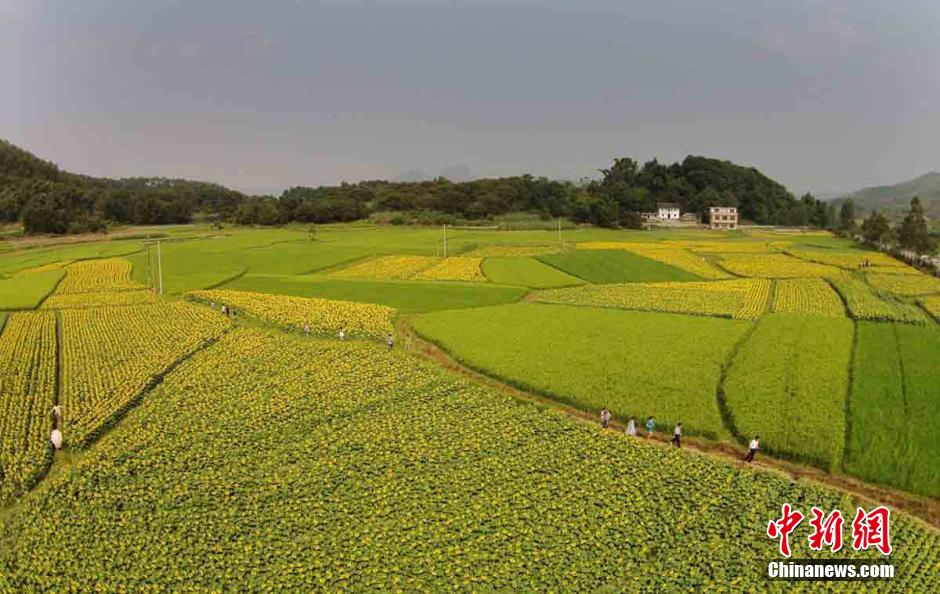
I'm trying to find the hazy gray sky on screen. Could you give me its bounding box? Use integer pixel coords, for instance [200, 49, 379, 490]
[2, 0, 938, 195]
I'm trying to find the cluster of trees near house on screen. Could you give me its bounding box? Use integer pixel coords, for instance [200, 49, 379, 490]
[0, 138, 928, 249]
[839, 197, 936, 255]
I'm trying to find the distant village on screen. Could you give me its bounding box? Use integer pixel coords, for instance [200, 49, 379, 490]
[641, 204, 739, 230]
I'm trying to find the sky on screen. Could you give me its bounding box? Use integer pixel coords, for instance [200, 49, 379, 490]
[2, 0, 938, 196]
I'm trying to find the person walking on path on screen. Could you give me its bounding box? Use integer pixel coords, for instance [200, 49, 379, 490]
[626, 416, 637, 436]
[671, 423, 682, 448]
[386, 333, 395, 350]
[744, 436, 760, 463]
[50, 428, 63, 451]
[600, 408, 611, 429]
[50, 405, 62, 427]
[645, 416, 655, 438]
[339, 327, 346, 341]
[303, 322, 311, 336]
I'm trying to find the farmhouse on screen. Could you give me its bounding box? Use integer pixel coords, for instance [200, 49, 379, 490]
[657, 203, 680, 220]
[709, 206, 738, 230]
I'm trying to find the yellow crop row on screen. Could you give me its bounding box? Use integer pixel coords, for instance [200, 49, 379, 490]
[56, 258, 143, 294]
[920, 296, 940, 320]
[412, 257, 486, 282]
[785, 249, 907, 270]
[577, 242, 729, 279]
[537, 278, 770, 319]
[330, 255, 438, 280]
[331, 255, 486, 282]
[189, 289, 395, 340]
[772, 279, 845, 317]
[0, 312, 57, 502]
[663, 241, 779, 254]
[42, 289, 158, 310]
[717, 253, 842, 278]
[60, 302, 230, 446]
[865, 271, 940, 296]
[464, 245, 559, 257]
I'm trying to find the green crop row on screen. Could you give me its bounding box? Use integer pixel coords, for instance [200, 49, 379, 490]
[845, 323, 940, 498]
[723, 315, 853, 471]
[828, 276, 927, 324]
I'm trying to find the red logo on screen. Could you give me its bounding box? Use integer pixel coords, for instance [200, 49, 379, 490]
[767, 503, 804, 558]
[807, 507, 844, 553]
[851, 506, 892, 556]
[767, 504, 892, 557]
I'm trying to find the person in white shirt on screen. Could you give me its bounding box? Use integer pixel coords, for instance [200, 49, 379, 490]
[744, 435, 760, 463]
[50, 428, 63, 450]
[626, 416, 637, 436]
[671, 423, 682, 448]
[303, 322, 311, 335]
[339, 327, 346, 341]
[386, 333, 395, 350]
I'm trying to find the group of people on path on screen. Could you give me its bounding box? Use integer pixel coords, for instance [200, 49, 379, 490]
[300, 321, 395, 350]
[209, 300, 399, 350]
[599, 407, 761, 463]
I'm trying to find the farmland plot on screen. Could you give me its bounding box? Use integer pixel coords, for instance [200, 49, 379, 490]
[189, 289, 394, 340]
[481, 257, 583, 288]
[828, 276, 927, 324]
[771, 278, 845, 317]
[0, 312, 56, 502]
[536, 278, 770, 319]
[723, 315, 852, 471]
[846, 323, 940, 498]
[60, 302, 229, 446]
[414, 303, 748, 438]
[2, 329, 936, 591]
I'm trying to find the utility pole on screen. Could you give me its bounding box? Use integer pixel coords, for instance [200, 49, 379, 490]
[156, 239, 164, 295]
[145, 241, 153, 291]
[442, 224, 447, 258]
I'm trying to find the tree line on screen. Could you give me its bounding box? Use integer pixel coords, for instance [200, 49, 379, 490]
[839, 197, 936, 255]
[2, 138, 841, 234]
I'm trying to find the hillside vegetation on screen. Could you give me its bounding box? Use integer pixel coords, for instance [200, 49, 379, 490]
[2, 138, 832, 234]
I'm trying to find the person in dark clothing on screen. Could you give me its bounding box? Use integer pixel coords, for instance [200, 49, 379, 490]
[671, 423, 682, 448]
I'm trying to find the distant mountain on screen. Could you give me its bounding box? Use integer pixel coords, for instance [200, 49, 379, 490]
[439, 165, 474, 183]
[393, 169, 429, 183]
[832, 172, 940, 219]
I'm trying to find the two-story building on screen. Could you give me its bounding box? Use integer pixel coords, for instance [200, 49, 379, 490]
[657, 203, 680, 220]
[709, 206, 738, 230]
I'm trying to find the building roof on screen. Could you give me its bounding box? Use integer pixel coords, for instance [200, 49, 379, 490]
[709, 205, 737, 211]
[657, 203, 680, 209]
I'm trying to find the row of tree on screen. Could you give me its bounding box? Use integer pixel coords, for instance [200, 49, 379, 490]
[0, 138, 854, 235]
[841, 197, 935, 254]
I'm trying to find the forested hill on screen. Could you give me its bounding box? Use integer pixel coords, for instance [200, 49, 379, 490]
[1, 139, 826, 234]
[832, 172, 940, 220]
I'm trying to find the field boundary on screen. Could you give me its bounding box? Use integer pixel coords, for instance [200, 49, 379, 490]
[71, 331, 228, 450]
[892, 323, 913, 489]
[841, 320, 858, 475]
[714, 319, 760, 447]
[399, 316, 940, 530]
[205, 266, 249, 290]
[33, 268, 68, 309]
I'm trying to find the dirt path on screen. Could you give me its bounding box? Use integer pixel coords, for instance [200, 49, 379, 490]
[397, 317, 940, 530]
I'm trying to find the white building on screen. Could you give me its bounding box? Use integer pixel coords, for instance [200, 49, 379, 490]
[709, 206, 738, 230]
[657, 203, 680, 220]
